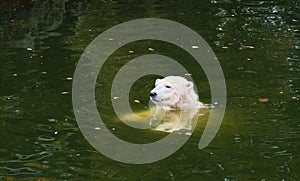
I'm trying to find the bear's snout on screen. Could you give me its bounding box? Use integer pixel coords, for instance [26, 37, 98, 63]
[149, 92, 157, 97]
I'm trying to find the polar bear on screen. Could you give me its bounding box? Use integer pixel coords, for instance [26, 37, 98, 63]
[149, 76, 203, 110]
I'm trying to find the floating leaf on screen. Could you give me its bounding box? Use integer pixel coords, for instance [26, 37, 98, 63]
[24, 162, 49, 169]
[259, 98, 269, 103]
[133, 99, 140, 103]
[61, 91, 70, 95]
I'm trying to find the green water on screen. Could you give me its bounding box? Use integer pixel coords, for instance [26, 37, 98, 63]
[1, 0, 300, 180]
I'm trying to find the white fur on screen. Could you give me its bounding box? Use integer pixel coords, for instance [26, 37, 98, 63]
[150, 76, 203, 110]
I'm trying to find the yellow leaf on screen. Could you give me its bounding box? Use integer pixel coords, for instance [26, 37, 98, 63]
[24, 162, 49, 169]
[133, 99, 140, 103]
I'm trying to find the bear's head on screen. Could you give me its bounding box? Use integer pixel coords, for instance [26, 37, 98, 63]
[149, 76, 196, 109]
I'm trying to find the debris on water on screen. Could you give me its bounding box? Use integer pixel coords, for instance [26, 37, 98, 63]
[259, 98, 269, 103]
[61, 91, 70, 95]
[246, 45, 255, 49]
[24, 162, 49, 169]
[244, 70, 257, 74]
[133, 99, 141, 103]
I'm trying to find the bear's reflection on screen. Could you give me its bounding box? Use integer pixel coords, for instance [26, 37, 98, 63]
[150, 108, 200, 133]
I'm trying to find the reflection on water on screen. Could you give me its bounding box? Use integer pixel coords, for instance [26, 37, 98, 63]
[0, 0, 299, 180]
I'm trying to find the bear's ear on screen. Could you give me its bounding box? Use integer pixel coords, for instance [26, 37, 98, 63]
[155, 79, 161, 85]
[186, 81, 194, 90]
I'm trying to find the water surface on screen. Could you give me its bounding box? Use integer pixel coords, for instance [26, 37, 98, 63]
[0, 0, 299, 180]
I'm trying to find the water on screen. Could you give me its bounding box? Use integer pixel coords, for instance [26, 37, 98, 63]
[0, 0, 300, 180]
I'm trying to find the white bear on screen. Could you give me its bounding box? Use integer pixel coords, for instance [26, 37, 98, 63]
[149, 76, 203, 110]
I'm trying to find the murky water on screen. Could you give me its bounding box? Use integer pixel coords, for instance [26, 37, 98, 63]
[0, 0, 299, 180]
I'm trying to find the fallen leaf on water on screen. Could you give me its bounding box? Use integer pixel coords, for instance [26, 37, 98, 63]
[259, 98, 269, 103]
[244, 70, 257, 74]
[133, 99, 140, 103]
[24, 162, 49, 169]
[61, 91, 70, 95]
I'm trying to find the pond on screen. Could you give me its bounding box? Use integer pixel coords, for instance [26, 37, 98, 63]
[0, 0, 299, 180]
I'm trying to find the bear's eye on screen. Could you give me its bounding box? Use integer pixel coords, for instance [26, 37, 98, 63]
[165, 85, 171, 88]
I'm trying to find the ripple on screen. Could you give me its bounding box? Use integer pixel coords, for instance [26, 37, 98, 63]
[0, 151, 53, 163]
[38, 135, 55, 142]
[0, 166, 40, 176]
